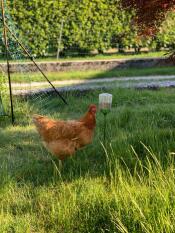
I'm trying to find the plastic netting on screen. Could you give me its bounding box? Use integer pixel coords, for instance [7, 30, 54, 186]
[0, 0, 70, 123]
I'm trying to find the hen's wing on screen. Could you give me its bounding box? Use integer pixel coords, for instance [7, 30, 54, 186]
[44, 138, 78, 160]
[33, 114, 85, 143]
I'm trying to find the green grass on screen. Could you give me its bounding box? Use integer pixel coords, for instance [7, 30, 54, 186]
[1, 88, 175, 232]
[33, 51, 167, 61]
[7, 66, 175, 83]
[0, 51, 166, 63]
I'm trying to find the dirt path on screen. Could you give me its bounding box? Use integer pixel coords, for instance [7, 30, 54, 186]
[12, 75, 175, 96]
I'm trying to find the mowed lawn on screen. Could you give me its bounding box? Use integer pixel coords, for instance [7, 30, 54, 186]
[1, 88, 175, 232]
[1, 66, 175, 83]
[0, 51, 167, 64]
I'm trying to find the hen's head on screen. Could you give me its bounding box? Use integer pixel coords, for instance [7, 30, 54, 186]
[80, 104, 97, 129]
[88, 104, 97, 114]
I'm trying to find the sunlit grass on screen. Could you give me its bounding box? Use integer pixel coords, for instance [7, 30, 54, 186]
[35, 51, 166, 61]
[0, 51, 166, 63]
[5, 66, 175, 83]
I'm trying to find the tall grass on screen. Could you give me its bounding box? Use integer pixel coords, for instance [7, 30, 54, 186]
[0, 71, 10, 114]
[1, 88, 175, 232]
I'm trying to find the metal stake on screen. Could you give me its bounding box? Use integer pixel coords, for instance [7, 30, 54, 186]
[101, 109, 109, 147]
[103, 111, 107, 146]
[1, 0, 15, 125]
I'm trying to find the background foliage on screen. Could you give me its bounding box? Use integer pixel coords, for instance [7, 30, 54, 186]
[3, 0, 175, 57]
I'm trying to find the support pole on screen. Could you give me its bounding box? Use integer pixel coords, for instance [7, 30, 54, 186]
[103, 111, 107, 147]
[57, 19, 64, 59]
[1, 0, 15, 124]
[2, 21, 68, 105]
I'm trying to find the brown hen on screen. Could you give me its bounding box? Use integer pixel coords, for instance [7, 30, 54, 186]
[33, 105, 97, 160]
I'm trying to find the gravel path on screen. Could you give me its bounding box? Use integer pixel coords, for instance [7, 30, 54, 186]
[12, 75, 175, 96]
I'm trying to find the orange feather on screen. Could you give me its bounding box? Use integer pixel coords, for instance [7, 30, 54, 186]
[33, 105, 97, 160]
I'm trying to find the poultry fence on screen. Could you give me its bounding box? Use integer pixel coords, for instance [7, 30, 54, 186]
[0, 0, 69, 124]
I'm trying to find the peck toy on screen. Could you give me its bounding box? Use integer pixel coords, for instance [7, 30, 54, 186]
[99, 93, 112, 146]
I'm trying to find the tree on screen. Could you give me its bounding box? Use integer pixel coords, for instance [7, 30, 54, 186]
[9, 0, 51, 56]
[7, 0, 175, 57]
[123, 0, 175, 35]
[155, 12, 175, 50]
[9, 0, 137, 56]
[122, 0, 175, 36]
[121, 0, 175, 58]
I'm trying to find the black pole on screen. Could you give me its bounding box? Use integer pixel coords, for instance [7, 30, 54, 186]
[1, 0, 15, 125]
[3, 22, 68, 105]
[103, 112, 107, 147]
